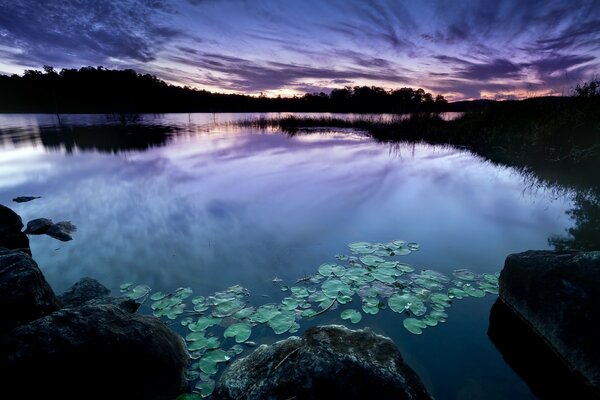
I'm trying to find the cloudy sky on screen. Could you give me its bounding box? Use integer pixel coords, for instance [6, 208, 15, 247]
[0, 0, 599, 100]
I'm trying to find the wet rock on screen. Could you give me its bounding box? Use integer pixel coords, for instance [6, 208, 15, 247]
[46, 221, 76, 241]
[488, 299, 599, 399]
[499, 250, 600, 393]
[59, 277, 139, 312]
[12, 196, 41, 203]
[214, 324, 432, 400]
[58, 277, 111, 307]
[24, 218, 76, 241]
[0, 303, 189, 399]
[0, 248, 62, 335]
[23, 218, 54, 234]
[0, 204, 30, 255]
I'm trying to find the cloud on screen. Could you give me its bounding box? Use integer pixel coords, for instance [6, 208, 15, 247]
[0, 0, 179, 67]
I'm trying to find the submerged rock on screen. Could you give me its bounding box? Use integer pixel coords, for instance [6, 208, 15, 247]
[0, 303, 189, 399]
[0, 248, 62, 335]
[46, 220, 76, 241]
[24, 218, 76, 241]
[12, 196, 41, 203]
[499, 250, 600, 394]
[23, 217, 54, 234]
[214, 324, 432, 400]
[0, 204, 30, 255]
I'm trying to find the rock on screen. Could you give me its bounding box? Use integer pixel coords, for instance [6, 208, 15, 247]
[0, 248, 62, 335]
[59, 277, 139, 313]
[488, 299, 599, 399]
[12, 196, 41, 203]
[214, 324, 432, 400]
[24, 218, 76, 241]
[46, 220, 76, 241]
[23, 218, 54, 234]
[0, 303, 189, 399]
[59, 277, 110, 307]
[0, 204, 30, 255]
[499, 250, 600, 394]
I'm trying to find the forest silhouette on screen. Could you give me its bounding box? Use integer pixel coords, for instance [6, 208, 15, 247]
[0, 66, 449, 114]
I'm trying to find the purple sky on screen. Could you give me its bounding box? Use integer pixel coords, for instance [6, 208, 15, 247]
[0, 0, 599, 100]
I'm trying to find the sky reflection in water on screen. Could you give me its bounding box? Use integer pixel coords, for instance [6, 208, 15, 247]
[0, 113, 572, 399]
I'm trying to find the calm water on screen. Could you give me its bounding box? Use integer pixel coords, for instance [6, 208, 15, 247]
[0, 113, 574, 398]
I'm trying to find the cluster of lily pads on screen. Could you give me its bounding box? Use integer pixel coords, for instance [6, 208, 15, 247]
[120, 240, 499, 398]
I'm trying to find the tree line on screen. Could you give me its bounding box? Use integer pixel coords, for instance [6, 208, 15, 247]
[0, 66, 447, 114]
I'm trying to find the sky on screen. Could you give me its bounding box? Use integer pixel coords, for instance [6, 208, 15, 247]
[0, 0, 599, 100]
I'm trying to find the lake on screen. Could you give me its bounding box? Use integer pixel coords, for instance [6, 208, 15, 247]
[0, 113, 574, 398]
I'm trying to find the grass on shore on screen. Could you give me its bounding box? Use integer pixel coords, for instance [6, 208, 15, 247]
[238, 97, 600, 190]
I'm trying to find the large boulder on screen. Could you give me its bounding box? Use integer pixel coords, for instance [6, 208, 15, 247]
[0, 204, 30, 255]
[499, 250, 600, 394]
[0, 248, 62, 334]
[214, 324, 432, 400]
[0, 303, 189, 399]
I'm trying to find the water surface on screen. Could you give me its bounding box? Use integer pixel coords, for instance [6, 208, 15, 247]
[0, 113, 573, 398]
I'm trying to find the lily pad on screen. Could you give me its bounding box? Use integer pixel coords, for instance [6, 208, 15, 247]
[349, 242, 375, 254]
[150, 291, 167, 301]
[361, 297, 381, 315]
[340, 309, 362, 323]
[322, 279, 353, 299]
[223, 323, 252, 343]
[453, 269, 477, 281]
[189, 317, 222, 332]
[251, 304, 280, 323]
[281, 297, 299, 311]
[188, 336, 220, 352]
[403, 317, 427, 335]
[198, 349, 230, 374]
[290, 286, 310, 298]
[268, 310, 296, 334]
[463, 284, 486, 298]
[360, 255, 385, 267]
[195, 379, 215, 398]
[388, 293, 426, 316]
[125, 285, 151, 300]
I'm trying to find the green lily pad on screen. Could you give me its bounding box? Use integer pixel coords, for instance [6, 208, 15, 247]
[349, 242, 375, 254]
[198, 349, 230, 374]
[360, 255, 385, 267]
[281, 297, 299, 311]
[188, 336, 220, 352]
[361, 297, 380, 315]
[251, 304, 280, 323]
[233, 307, 255, 319]
[189, 317, 222, 332]
[227, 344, 244, 357]
[340, 309, 362, 323]
[403, 317, 427, 335]
[119, 283, 133, 292]
[150, 291, 167, 301]
[388, 293, 426, 316]
[322, 279, 353, 299]
[463, 284, 486, 298]
[268, 310, 296, 334]
[125, 285, 151, 300]
[195, 379, 215, 398]
[290, 286, 310, 298]
[447, 287, 467, 299]
[453, 269, 477, 281]
[318, 263, 336, 277]
[397, 263, 415, 273]
[336, 294, 353, 304]
[223, 323, 252, 343]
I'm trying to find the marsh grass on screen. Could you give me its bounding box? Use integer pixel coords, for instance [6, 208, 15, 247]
[239, 98, 600, 189]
